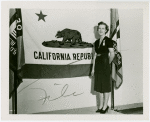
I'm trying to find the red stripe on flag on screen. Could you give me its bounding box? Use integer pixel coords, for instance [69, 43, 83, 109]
[20, 64, 92, 79]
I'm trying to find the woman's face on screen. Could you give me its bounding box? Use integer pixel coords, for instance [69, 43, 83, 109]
[98, 24, 107, 36]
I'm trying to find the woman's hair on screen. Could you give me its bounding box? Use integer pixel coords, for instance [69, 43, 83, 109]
[97, 21, 109, 34]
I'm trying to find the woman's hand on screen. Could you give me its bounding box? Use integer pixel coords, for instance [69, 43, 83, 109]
[91, 70, 94, 77]
[108, 48, 115, 64]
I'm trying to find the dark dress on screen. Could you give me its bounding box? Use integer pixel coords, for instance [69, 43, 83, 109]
[94, 36, 113, 93]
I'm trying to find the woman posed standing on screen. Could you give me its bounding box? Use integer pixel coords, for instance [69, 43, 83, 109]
[91, 21, 115, 114]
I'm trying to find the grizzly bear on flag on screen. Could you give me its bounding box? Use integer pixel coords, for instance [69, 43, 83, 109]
[55, 28, 82, 45]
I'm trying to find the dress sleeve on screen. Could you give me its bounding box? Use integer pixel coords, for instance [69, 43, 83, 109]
[106, 39, 113, 48]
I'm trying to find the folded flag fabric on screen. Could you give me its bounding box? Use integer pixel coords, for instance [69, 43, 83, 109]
[9, 8, 25, 98]
[110, 9, 123, 89]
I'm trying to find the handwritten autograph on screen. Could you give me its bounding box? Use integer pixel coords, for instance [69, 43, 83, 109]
[30, 83, 84, 105]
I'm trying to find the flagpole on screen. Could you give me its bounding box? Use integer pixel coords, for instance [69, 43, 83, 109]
[14, 71, 18, 114]
[110, 63, 114, 110]
[12, 90, 15, 114]
[111, 81, 114, 110]
[110, 9, 114, 110]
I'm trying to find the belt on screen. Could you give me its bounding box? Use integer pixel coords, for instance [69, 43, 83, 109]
[97, 54, 101, 56]
[97, 53, 108, 56]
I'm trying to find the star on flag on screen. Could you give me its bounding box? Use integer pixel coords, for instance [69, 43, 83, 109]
[35, 11, 47, 22]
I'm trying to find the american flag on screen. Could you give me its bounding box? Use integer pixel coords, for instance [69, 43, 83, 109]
[110, 9, 123, 89]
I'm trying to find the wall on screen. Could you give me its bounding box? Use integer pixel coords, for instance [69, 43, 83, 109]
[9, 9, 143, 114]
[114, 9, 143, 105]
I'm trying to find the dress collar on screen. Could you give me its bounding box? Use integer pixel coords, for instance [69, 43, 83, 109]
[98, 36, 107, 47]
[99, 36, 107, 41]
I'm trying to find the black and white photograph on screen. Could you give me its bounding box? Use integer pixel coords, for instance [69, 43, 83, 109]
[1, 1, 149, 120]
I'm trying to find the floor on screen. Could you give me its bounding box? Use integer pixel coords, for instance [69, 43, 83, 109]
[34, 106, 122, 114]
[34, 106, 143, 114]
[9, 103, 143, 114]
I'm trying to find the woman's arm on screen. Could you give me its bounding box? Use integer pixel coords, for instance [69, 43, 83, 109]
[108, 48, 115, 64]
[92, 52, 97, 72]
[91, 45, 97, 76]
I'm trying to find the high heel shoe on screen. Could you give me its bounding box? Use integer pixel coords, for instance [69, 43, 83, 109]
[100, 106, 109, 114]
[96, 108, 103, 113]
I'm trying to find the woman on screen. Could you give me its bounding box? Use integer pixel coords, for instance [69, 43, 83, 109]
[91, 21, 115, 114]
